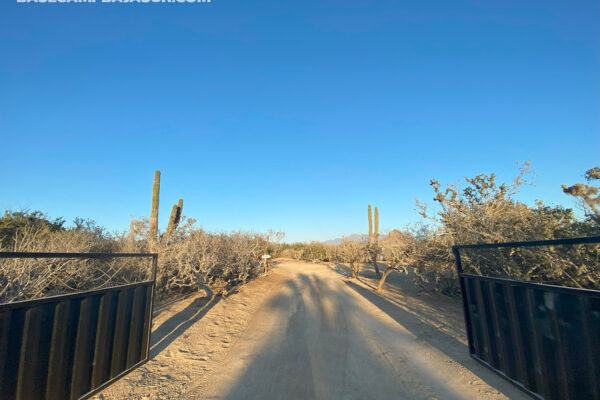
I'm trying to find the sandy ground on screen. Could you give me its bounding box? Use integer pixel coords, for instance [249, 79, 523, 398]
[94, 260, 530, 400]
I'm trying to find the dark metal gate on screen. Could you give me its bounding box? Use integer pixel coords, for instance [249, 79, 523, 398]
[453, 237, 600, 400]
[0, 252, 158, 400]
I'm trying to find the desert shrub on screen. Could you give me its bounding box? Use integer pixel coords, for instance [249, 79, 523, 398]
[300, 242, 330, 263]
[0, 211, 278, 303]
[276, 241, 337, 263]
[376, 230, 416, 290]
[380, 230, 415, 267]
[410, 229, 460, 294]
[153, 222, 265, 297]
[0, 213, 147, 303]
[338, 237, 368, 278]
[413, 163, 600, 293]
[279, 248, 304, 260]
[118, 218, 275, 298]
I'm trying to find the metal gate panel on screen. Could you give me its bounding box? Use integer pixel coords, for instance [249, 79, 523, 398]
[454, 237, 600, 400]
[0, 252, 157, 400]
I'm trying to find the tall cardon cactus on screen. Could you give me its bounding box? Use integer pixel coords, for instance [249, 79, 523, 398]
[150, 170, 161, 243]
[166, 198, 184, 238]
[368, 204, 382, 278]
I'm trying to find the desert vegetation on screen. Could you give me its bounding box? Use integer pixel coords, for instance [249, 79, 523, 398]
[274, 163, 600, 294]
[2, 164, 598, 303]
[0, 170, 282, 304]
[410, 163, 600, 293]
[0, 210, 277, 304]
[367, 205, 382, 278]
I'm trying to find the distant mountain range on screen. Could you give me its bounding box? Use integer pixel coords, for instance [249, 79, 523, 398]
[322, 234, 368, 245]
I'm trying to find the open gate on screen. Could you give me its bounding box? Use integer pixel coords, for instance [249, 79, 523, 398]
[0, 252, 158, 400]
[453, 237, 600, 400]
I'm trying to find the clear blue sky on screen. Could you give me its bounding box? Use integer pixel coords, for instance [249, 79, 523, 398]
[1, 0, 598, 242]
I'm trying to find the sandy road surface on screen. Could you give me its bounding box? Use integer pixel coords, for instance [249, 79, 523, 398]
[96, 260, 529, 400]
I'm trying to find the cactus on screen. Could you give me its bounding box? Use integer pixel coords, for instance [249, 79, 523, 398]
[368, 204, 382, 278]
[150, 170, 160, 242]
[374, 206, 379, 242]
[368, 205, 373, 244]
[175, 198, 183, 225]
[166, 198, 183, 238]
[166, 204, 178, 237]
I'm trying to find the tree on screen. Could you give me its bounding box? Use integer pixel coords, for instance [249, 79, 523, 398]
[377, 230, 414, 291]
[339, 237, 367, 279]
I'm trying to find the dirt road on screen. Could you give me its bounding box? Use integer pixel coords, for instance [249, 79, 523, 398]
[96, 260, 530, 400]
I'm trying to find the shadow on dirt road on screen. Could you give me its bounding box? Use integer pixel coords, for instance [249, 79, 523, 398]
[201, 263, 530, 400]
[343, 280, 527, 399]
[150, 296, 220, 358]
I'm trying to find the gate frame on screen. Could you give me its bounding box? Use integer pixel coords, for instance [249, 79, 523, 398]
[452, 236, 600, 400]
[0, 251, 158, 400]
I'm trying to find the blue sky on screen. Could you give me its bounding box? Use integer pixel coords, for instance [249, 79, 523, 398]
[1, 0, 598, 242]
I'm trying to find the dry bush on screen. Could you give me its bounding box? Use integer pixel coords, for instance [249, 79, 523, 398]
[377, 230, 415, 291]
[154, 223, 265, 297]
[338, 237, 368, 278]
[276, 241, 337, 263]
[413, 163, 600, 293]
[279, 248, 304, 260]
[459, 242, 600, 289]
[411, 229, 461, 295]
[118, 217, 273, 298]
[381, 230, 415, 269]
[0, 212, 278, 303]
[0, 220, 148, 303]
[300, 242, 332, 263]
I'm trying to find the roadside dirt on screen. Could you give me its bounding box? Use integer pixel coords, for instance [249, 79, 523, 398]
[95, 260, 530, 400]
